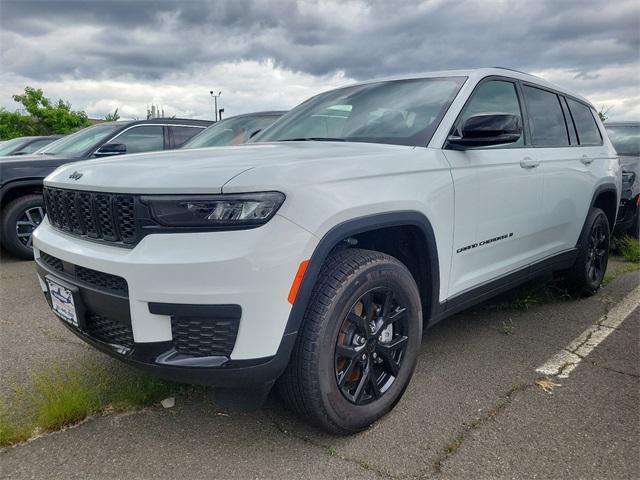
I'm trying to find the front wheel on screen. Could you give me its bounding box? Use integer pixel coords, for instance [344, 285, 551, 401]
[278, 248, 422, 434]
[565, 207, 610, 296]
[1, 194, 45, 260]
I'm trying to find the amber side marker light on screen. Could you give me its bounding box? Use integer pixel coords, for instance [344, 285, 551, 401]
[288, 260, 309, 304]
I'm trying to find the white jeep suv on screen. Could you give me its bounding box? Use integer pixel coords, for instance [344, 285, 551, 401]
[33, 68, 620, 434]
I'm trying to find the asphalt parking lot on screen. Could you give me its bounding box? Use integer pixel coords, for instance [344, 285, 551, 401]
[1, 252, 638, 479]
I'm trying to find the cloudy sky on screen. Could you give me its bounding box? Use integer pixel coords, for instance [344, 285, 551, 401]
[1, 0, 638, 121]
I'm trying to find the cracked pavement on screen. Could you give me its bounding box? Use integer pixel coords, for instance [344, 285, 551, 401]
[1, 253, 638, 479]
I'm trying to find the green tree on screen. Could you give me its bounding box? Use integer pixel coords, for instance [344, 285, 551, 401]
[104, 108, 120, 122]
[0, 87, 91, 140]
[598, 105, 612, 123]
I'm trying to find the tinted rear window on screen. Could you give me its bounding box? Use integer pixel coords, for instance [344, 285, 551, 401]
[522, 85, 568, 146]
[566, 98, 602, 145]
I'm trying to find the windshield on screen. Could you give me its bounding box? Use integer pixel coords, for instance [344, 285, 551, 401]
[256, 77, 466, 147]
[0, 137, 28, 156]
[182, 114, 282, 149]
[606, 125, 640, 156]
[39, 124, 120, 157]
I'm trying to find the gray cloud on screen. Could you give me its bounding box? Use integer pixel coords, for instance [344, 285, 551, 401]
[1, 0, 638, 119]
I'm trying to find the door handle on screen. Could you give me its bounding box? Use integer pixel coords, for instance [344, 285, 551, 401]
[520, 157, 540, 169]
[580, 155, 594, 165]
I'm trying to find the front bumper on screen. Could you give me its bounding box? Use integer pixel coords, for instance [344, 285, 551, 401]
[33, 215, 315, 386]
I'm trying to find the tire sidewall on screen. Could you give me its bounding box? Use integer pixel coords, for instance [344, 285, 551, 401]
[314, 260, 422, 432]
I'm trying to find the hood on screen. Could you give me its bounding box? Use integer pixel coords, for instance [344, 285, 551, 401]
[44, 142, 413, 194]
[0, 153, 76, 186]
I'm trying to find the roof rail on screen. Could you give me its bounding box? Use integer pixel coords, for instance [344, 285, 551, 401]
[491, 66, 532, 76]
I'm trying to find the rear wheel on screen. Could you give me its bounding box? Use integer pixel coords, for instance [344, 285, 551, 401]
[1, 194, 44, 260]
[278, 248, 422, 434]
[564, 208, 610, 296]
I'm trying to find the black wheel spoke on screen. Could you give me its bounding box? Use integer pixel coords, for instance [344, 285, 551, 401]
[381, 290, 393, 320]
[368, 368, 382, 399]
[337, 359, 358, 387]
[347, 312, 371, 338]
[353, 362, 370, 403]
[336, 344, 360, 359]
[384, 307, 407, 328]
[361, 292, 374, 319]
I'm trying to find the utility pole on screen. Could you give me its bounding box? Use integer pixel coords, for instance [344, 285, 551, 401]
[210, 91, 221, 121]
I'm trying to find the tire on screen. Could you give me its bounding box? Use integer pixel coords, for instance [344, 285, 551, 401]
[565, 207, 610, 296]
[1, 194, 45, 260]
[278, 248, 422, 434]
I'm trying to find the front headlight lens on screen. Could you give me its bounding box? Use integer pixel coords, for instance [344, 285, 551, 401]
[142, 192, 285, 227]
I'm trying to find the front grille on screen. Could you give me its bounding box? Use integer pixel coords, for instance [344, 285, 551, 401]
[43, 187, 138, 246]
[39, 252, 128, 296]
[85, 312, 134, 349]
[40, 252, 63, 272]
[75, 265, 128, 296]
[172, 316, 239, 357]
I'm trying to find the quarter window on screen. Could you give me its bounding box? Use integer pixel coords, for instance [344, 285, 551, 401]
[458, 80, 524, 147]
[566, 98, 602, 145]
[111, 125, 164, 154]
[522, 86, 569, 146]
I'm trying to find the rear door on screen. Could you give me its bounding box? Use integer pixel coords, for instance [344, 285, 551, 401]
[444, 78, 544, 297]
[523, 85, 604, 253]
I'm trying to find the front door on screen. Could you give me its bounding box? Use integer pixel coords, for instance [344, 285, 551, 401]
[444, 78, 544, 297]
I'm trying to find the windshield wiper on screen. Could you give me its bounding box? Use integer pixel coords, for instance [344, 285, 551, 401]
[279, 137, 346, 142]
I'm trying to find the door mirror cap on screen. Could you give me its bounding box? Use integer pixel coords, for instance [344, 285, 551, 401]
[95, 143, 127, 156]
[447, 113, 522, 149]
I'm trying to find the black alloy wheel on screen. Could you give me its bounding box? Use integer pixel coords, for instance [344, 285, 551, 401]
[334, 287, 409, 405]
[16, 205, 45, 249]
[586, 221, 609, 284]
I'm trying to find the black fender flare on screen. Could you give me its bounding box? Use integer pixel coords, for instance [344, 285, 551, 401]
[577, 183, 618, 244]
[0, 179, 45, 206]
[282, 210, 440, 340]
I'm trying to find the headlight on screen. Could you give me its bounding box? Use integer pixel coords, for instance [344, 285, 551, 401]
[141, 192, 285, 228]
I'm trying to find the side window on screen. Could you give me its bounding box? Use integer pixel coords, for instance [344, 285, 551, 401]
[171, 126, 203, 148]
[459, 80, 524, 147]
[566, 98, 602, 145]
[111, 125, 164, 154]
[19, 139, 54, 154]
[522, 86, 569, 146]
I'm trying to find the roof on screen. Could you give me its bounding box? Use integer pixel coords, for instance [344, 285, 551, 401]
[102, 118, 213, 127]
[337, 67, 592, 106]
[220, 110, 287, 121]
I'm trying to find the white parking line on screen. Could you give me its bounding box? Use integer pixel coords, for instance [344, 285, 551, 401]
[536, 285, 640, 379]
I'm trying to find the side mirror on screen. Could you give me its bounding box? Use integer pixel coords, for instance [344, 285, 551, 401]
[95, 143, 127, 157]
[447, 113, 522, 149]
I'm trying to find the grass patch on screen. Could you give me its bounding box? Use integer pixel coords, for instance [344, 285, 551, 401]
[602, 260, 640, 286]
[0, 400, 32, 447]
[1, 363, 181, 447]
[617, 236, 640, 263]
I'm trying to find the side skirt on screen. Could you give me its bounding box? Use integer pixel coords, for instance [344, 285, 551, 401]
[429, 249, 578, 326]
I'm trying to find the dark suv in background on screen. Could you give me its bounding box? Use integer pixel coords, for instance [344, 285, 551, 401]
[606, 121, 639, 238]
[0, 118, 210, 258]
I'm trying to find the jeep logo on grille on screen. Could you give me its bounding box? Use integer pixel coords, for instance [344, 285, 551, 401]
[69, 171, 83, 180]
